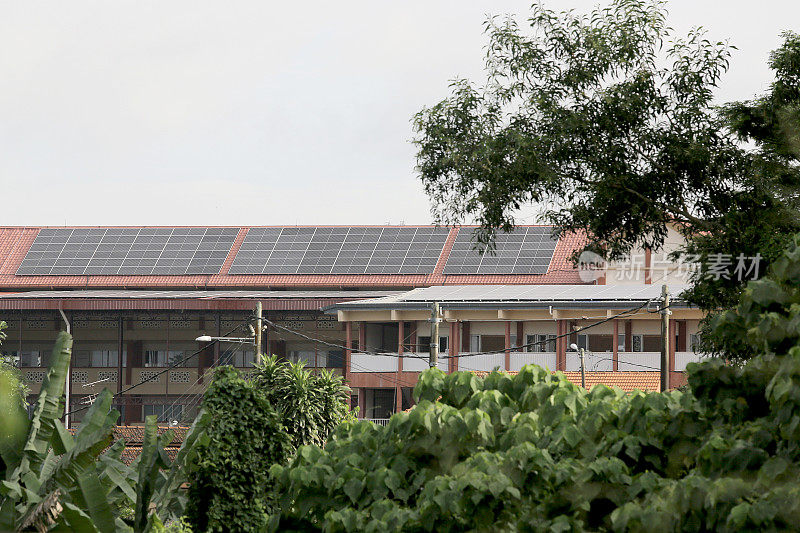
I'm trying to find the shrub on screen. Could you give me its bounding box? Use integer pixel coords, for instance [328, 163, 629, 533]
[184, 366, 291, 533]
[251, 355, 355, 449]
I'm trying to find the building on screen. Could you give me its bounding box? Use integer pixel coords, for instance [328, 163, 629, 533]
[0, 225, 703, 425]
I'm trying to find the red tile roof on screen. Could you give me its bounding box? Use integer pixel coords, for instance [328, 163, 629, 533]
[67, 425, 189, 465]
[471, 370, 662, 392]
[0, 226, 587, 290]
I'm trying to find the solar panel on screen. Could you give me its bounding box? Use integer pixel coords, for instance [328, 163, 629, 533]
[442, 227, 557, 275]
[229, 227, 451, 275]
[16, 228, 239, 276]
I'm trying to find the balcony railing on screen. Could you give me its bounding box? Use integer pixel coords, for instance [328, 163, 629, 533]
[366, 418, 391, 426]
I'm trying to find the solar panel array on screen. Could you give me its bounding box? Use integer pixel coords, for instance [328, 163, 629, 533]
[16, 228, 239, 276]
[443, 227, 558, 275]
[229, 227, 451, 274]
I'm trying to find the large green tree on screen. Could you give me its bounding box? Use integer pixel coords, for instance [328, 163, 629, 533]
[413, 0, 800, 315]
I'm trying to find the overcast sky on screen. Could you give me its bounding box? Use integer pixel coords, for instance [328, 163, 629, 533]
[0, 1, 797, 227]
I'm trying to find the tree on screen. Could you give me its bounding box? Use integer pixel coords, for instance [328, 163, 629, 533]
[413, 0, 800, 314]
[182, 358, 354, 532]
[268, 235, 800, 530]
[0, 332, 127, 532]
[184, 366, 291, 533]
[251, 355, 355, 449]
[0, 320, 29, 416]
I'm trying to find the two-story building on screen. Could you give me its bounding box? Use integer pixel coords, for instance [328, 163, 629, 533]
[0, 224, 705, 425]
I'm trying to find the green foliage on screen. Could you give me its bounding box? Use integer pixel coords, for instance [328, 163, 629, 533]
[252, 355, 355, 449]
[184, 366, 292, 533]
[0, 320, 30, 425]
[269, 356, 800, 531]
[270, 241, 800, 533]
[708, 233, 800, 362]
[0, 332, 130, 532]
[413, 0, 800, 318]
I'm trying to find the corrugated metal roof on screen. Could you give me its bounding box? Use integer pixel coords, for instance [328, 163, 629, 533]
[326, 284, 690, 311]
[0, 289, 402, 300]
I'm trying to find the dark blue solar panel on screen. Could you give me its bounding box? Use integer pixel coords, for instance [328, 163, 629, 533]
[16, 228, 238, 276]
[442, 227, 557, 275]
[229, 227, 451, 275]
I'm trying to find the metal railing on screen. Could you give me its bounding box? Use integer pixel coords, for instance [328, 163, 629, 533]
[365, 418, 391, 426]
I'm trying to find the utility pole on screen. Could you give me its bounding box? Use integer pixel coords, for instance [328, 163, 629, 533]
[255, 301, 263, 365]
[429, 302, 440, 368]
[579, 347, 586, 389]
[58, 308, 71, 429]
[660, 284, 670, 392]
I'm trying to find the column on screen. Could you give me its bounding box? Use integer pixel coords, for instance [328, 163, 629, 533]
[556, 320, 566, 371]
[395, 321, 404, 414]
[612, 320, 619, 371]
[117, 315, 124, 396]
[624, 320, 633, 352]
[344, 321, 352, 384]
[668, 320, 677, 388]
[504, 321, 511, 371]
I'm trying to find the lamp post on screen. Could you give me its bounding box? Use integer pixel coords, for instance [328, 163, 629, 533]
[570, 343, 586, 389]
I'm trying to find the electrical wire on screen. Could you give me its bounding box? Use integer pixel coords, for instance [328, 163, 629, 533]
[63, 316, 256, 418]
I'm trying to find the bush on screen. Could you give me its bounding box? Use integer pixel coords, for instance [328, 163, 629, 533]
[251, 355, 355, 449]
[269, 358, 800, 532]
[184, 366, 291, 532]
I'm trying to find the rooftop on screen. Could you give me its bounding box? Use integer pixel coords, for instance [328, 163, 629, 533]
[470, 370, 662, 392]
[325, 284, 692, 311]
[0, 226, 586, 291]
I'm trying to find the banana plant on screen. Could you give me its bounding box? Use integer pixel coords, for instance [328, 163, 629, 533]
[0, 332, 127, 531]
[0, 332, 206, 531]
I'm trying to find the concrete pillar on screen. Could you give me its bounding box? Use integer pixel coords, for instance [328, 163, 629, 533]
[344, 321, 352, 384]
[395, 321, 404, 414]
[504, 321, 511, 371]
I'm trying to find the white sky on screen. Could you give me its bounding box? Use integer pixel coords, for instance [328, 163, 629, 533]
[0, 1, 797, 226]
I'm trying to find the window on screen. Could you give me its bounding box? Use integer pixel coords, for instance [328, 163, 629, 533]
[526, 334, 556, 352]
[144, 349, 168, 367]
[143, 404, 183, 423]
[326, 350, 344, 368]
[642, 335, 661, 352]
[72, 346, 124, 368]
[478, 335, 505, 352]
[19, 345, 47, 367]
[470, 335, 480, 352]
[235, 349, 255, 367]
[618, 334, 626, 352]
[417, 336, 448, 354]
[92, 349, 119, 367]
[690, 334, 701, 352]
[368, 389, 395, 419]
[218, 346, 255, 367]
[168, 343, 200, 368]
[576, 334, 588, 351]
[588, 335, 613, 352]
[632, 335, 643, 352]
[288, 350, 318, 367]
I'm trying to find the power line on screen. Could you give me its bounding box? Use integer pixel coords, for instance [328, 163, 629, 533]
[263, 299, 655, 367]
[64, 316, 256, 418]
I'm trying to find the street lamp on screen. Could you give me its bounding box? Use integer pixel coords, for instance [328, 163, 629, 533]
[195, 335, 255, 343]
[569, 343, 586, 389]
